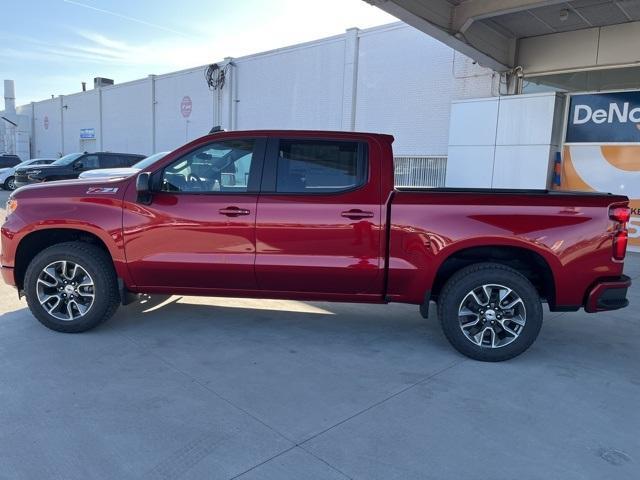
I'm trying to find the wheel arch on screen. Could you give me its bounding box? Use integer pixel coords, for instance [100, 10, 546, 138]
[14, 227, 124, 291]
[430, 243, 558, 309]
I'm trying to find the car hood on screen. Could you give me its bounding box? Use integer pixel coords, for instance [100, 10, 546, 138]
[79, 167, 140, 179]
[14, 175, 130, 196]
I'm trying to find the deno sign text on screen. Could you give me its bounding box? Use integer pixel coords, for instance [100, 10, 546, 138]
[573, 102, 640, 125]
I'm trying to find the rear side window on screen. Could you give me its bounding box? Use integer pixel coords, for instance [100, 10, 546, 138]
[100, 155, 119, 168]
[275, 140, 366, 194]
[123, 155, 142, 167]
[0, 156, 20, 168]
[79, 155, 99, 170]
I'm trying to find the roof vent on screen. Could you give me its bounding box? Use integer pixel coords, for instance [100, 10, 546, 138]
[94, 77, 114, 88]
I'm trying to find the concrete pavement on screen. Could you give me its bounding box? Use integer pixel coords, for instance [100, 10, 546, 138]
[0, 189, 638, 479]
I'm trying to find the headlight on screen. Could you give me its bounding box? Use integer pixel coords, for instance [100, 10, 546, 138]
[6, 198, 17, 215]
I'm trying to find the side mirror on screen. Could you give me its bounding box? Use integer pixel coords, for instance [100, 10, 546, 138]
[136, 172, 152, 204]
[74, 162, 83, 170]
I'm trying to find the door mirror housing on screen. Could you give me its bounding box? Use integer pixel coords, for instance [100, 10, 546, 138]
[136, 172, 152, 204]
[74, 162, 83, 170]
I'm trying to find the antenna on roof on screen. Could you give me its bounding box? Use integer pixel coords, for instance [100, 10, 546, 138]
[209, 126, 225, 134]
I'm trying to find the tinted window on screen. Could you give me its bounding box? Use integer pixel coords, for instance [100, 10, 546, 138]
[161, 139, 255, 193]
[275, 140, 365, 193]
[78, 155, 99, 170]
[0, 156, 20, 168]
[122, 155, 143, 167]
[100, 155, 124, 168]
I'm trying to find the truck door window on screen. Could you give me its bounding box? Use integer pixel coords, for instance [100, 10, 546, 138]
[160, 139, 256, 193]
[275, 140, 366, 193]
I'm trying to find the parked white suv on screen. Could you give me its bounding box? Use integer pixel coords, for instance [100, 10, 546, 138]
[0, 158, 55, 190]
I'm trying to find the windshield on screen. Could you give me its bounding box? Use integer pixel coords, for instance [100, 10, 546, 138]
[133, 151, 169, 170]
[51, 153, 83, 166]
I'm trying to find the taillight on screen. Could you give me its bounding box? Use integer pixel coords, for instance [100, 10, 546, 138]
[609, 206, 631, 224]
[609, 205, 631, 261]
[613, 231, 628, 261]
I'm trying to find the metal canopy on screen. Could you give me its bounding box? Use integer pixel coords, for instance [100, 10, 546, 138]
[365, 0, 640, 71]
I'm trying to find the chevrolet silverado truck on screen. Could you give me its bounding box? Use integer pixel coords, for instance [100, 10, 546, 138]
[1, 130, 632, 361]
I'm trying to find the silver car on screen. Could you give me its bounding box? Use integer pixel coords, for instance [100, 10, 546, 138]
[79, 152, 169, 180]
[0, 158, 56, 190]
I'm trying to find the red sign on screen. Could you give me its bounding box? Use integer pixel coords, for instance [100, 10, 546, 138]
[181, 96, 192, 118]
[43, 115, 49, 130]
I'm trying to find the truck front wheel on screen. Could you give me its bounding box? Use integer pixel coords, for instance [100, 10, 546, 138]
[24, 242, 120, 333]
[438, 263, 543, 362]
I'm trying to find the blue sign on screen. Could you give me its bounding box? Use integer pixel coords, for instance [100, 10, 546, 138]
[80, 128, 96, 139]
[566, 91, 640, 143]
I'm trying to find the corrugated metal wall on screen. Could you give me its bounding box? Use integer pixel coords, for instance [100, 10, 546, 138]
[17, 23, 496, 162]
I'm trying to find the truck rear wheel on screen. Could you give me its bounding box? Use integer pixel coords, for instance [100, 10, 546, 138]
[437, 263, 543, 362]
[24, 242, 120, 333]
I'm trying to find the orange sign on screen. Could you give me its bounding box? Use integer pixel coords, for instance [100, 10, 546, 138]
[560, 145, 640, 251]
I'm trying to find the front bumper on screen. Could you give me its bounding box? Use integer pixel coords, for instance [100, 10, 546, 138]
[584, 275, 631, 313]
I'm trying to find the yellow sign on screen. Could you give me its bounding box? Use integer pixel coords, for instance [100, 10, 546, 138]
[561, 145, 639, 251]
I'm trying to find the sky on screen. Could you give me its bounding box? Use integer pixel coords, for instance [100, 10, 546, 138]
[0, 0, 396, 106]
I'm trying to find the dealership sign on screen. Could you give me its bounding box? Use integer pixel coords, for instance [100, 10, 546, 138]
[562, 90, 640, 251]
[80, 128, 96, 139]
[566, 91, 640, 143]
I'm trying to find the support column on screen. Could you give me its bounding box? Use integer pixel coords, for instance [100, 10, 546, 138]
[150, 74, 157, 154]
[98, 88, 104, 151]
[341, 28, 360, 131]
[59, 95, 65, 155]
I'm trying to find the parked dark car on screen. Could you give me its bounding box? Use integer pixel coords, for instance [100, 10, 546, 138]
[0, 154, 22, 169]
[14, 152, 145, 188]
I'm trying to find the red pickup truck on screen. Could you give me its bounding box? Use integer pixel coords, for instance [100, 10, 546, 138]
[1, 130, 632, 361]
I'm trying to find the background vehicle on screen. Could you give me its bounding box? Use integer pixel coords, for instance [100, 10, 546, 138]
[0, 158, 55, 190]
[0, 154, 21, 169]
[78, 152, 169, 180]
[14, 151, 145, 187]
[0, 130, 632, 362]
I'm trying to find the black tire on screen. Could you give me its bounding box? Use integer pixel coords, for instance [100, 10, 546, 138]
[3, 176, 15, 190]
[24, 242, 120, 333]
[438, 262, 543, 362]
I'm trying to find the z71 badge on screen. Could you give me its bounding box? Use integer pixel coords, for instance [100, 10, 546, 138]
[86, 187, 119, 194]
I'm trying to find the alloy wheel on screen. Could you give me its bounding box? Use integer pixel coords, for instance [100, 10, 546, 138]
[458, 284, 526, 348]
[36, 260, 95, 321]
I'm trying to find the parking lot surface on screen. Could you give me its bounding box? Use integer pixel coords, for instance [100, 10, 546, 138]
[0, 189, 638, 479]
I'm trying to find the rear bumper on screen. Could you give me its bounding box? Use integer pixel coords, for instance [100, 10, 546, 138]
[1, 266, 16, 287]
[584, 275, 631, 313]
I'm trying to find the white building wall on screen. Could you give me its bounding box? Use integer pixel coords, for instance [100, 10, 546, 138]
[446, 92, 563, 189]
[62, 90, 100, 153]
[102, 79, 153, 155]
[17, 23, 497, 160]
[32, 98, 63, 158]
[154, 68, 214, 152]
[234, 37, 346, 130]
[355, 24, 495, 157]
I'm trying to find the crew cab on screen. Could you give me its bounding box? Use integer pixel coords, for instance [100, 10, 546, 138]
[0, 130, 632, 361]
[14, 151, 145, 187]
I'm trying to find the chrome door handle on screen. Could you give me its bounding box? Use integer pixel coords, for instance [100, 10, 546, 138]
[219, 206, 251, 217]
[341, 209, 374, 220]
